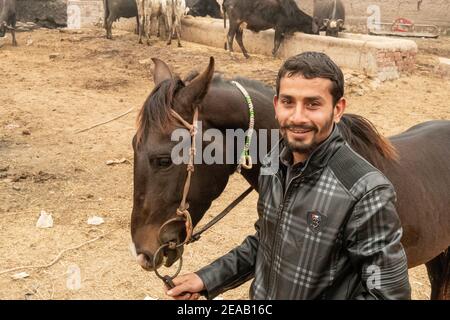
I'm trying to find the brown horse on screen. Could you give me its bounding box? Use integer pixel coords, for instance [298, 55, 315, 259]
[131, 57, 450, 299]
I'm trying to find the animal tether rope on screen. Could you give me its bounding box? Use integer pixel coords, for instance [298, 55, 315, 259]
[153, 81, 256, 288]
[232, 80, 255, 173]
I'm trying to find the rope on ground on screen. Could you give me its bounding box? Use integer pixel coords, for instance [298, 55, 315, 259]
[0, 229, 116, 276]
[74, 107, 135, 134]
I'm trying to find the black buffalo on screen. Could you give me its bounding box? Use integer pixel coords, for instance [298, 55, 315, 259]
[186, 0, 222, 18]
[103, 0, 139, 39]
[223, 0, 319, 58]
[313, 0, 345, 37]
[0, 0, 17, 46]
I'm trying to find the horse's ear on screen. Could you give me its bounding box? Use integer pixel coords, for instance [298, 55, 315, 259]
[176, 57, 215, 107]
[151, 58, 173, 86]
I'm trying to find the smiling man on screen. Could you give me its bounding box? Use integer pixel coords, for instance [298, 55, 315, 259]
[165, 52, 411, 300]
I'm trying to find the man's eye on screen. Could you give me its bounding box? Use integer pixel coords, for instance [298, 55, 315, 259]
[307, 102, 321, 108]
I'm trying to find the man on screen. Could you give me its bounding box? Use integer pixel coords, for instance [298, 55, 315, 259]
[165, 52, 411, 300]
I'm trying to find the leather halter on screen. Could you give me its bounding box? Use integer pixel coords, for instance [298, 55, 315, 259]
[152, 81, 256, 288]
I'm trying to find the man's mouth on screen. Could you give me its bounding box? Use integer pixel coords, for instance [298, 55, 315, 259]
[289, 128, 313, 134]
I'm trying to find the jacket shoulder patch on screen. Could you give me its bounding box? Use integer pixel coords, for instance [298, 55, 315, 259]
[329, 145, 378, 191]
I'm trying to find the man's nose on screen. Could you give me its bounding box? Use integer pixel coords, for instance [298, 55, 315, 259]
[290, 104, 308, 124]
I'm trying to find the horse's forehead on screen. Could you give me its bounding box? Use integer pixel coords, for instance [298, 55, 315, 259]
[145, 126, 180, 150]
[147, 130, 171, 146]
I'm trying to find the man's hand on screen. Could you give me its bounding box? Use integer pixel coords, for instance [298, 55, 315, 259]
[165, 273, 205, 300]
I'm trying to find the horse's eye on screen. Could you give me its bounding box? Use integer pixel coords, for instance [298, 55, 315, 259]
[156, 157, 172, 168]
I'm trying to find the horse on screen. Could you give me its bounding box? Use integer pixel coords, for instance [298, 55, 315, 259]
[131, 57, 450, 299]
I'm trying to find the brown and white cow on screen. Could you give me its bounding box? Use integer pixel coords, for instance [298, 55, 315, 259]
[136, 0, 185, 46]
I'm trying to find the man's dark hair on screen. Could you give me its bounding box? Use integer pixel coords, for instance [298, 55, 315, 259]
[276, 52, 344, 106]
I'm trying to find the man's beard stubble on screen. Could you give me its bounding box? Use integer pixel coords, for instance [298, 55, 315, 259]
[281, 111, 335, 156]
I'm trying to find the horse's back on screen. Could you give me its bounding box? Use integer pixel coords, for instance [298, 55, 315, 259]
[395, 120, 450, 139]
[387, 120, 450, 267]
[391, 120, 450, 171]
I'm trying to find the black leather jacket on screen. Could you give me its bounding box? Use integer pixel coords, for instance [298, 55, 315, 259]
[196, 125, 411, 300]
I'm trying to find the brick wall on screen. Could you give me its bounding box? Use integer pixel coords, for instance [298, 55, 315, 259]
[375, 49, 417, 80]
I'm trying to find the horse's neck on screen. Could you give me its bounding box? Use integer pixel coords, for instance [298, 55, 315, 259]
[205, 82, 278, 191]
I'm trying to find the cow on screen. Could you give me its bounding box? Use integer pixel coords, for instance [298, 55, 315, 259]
[136, 0, 164, 45]
[186, 0, 222, 18]
[103, 0, 139, 39]
[313, 0, 345, 37]
[165, 0, 186, 47]
[0, 0, 17, 46]
[223, 0, 319, 59]
[136, 0, 185, 47]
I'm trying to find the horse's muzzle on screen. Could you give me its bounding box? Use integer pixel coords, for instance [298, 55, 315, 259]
[137, 252, 155, 271]
[136, 245, 183, 271]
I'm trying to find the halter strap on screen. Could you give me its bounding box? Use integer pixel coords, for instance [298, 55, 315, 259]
[153, 83, 256, 288]
[163, 80, 255, 245]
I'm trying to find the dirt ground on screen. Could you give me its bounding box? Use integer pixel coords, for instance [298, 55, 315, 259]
[0, 27, 449, 300]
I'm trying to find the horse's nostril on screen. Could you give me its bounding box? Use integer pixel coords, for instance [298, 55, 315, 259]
[166, 238, 178, 245]
[137, 252, 149, 265]
[160, 233, 181, 245]
[136, 251, 158, 270]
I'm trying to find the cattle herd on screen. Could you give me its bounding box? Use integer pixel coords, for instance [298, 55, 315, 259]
[1, 0, 346, 57]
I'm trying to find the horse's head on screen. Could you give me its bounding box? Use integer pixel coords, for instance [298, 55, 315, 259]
[131, 57, 234, 271]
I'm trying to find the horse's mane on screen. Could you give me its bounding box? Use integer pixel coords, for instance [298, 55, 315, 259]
[338, 114, 399, 169]
[136, 72, 276, 149]
[136, 77, 185, 148]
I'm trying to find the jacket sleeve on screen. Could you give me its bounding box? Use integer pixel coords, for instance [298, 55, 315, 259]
[344, 184, 411, 300]
[194, 219, 260, 299]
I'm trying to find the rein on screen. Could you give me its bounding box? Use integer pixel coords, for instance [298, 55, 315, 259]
[152, 81, 256, 289]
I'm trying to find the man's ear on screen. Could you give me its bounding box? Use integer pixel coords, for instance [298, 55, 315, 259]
[334, 98, 347, 123]
[273, 95, 280, 116]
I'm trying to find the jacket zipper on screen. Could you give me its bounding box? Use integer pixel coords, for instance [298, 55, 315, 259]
[264, 130, 338, 297]
[267, 170, 303, 297]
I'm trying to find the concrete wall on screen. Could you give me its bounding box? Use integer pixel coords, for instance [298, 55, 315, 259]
[181, 16, 417, 81]
[295, 0, 450, 35]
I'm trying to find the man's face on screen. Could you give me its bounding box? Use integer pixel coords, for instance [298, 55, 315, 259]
[274, 75, 345, 161]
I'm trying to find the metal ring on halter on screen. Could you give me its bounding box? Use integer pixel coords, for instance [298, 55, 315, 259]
[152, 243, 183, 282]
[157, 211, 193, 249]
